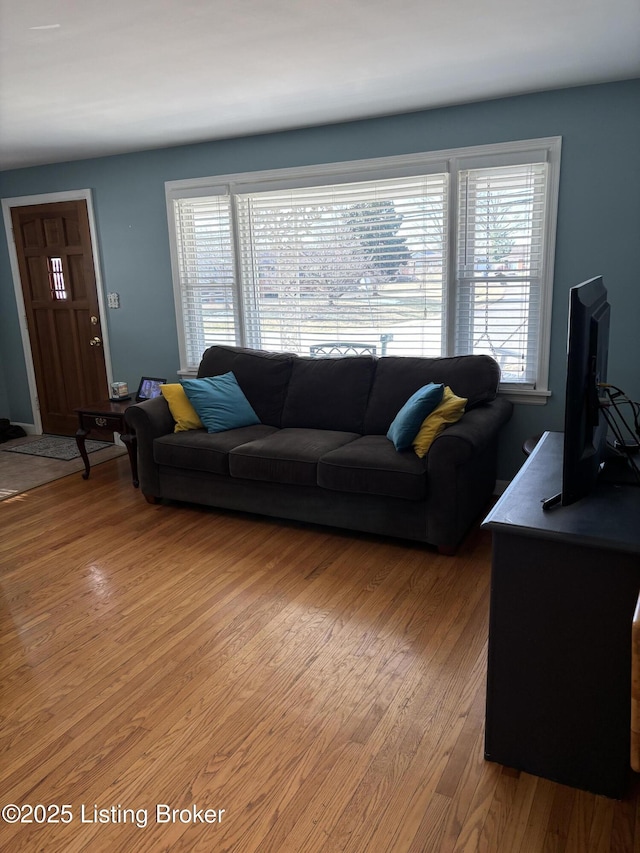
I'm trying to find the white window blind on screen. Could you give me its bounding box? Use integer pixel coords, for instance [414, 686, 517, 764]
[173, 194, 236, 367]
[235, 174, 448, 357]
[455, 163, 548, 386]
[167, 139, 560, 394]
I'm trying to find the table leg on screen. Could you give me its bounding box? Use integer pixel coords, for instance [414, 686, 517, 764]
[75, 427, 91, 480]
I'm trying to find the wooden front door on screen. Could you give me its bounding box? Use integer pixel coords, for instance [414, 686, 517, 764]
[10, 200, 109, 435]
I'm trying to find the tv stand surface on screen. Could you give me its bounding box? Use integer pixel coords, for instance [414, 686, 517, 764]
[600, 449, 640, 486]
[540, 446, 638, 510]
[482, 431, 640, 798]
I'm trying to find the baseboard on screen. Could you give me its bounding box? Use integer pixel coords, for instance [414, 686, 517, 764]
[9, 422, 125, 445]
[14, 422, 38, 435]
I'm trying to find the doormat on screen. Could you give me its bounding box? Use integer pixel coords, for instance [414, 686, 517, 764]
[2, 435, 112, 461]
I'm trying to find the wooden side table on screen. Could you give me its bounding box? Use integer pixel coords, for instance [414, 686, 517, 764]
[74, 399, 138, 486]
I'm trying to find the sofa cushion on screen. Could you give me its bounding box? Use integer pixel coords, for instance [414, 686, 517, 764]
[229, 428, 359, 486]
[280, 355, 375, 433]
[160, 383, 204, 432]
[386, 383, 444, 451]
[183, 372, 260, 433]
[364, 354, 499, 435]
[197, 345, 294, 427]
[154, 425, 278, 474]
[318, 435, 428, 500]
[412, 386, 468, 458]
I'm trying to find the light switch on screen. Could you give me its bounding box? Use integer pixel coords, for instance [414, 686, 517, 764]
[107, 292, 120, 309]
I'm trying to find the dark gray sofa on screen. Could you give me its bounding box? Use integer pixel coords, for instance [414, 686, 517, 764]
[125, 344, 513, 552]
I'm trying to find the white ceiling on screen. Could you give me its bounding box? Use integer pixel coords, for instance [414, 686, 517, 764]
[1, 0, 639, 172]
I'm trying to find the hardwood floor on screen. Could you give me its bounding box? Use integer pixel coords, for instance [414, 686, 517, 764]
[0, 434, 126, 500]
[1, 456, 639, 852]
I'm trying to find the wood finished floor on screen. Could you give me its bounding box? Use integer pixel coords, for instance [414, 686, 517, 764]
[1, 455, 639, 852]
[0, 433, 126, 499]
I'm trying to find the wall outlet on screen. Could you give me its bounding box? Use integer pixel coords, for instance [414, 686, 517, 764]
[107, 292, 120, 309]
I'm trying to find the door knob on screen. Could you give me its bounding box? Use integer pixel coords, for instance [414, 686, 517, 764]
[89, 336, 102, 347]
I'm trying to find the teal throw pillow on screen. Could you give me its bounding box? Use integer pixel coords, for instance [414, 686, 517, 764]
[386, 383, 445, 451]
[182, 372, 260, 433]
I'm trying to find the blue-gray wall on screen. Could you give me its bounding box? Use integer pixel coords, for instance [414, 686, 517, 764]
[1, 79, 638, 479]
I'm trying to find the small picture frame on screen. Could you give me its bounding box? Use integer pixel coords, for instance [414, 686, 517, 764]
[136, 376, 167, 402]
[110, 381, 130, 401]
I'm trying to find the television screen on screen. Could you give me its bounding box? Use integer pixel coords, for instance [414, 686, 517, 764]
[560, 276, 610, 506]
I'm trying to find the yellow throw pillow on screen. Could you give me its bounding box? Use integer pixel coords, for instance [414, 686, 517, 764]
[412, 386, 467, 458]
[160, 384, 204, 433]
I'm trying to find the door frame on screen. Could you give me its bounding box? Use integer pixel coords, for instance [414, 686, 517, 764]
[1, 189, 114, 434]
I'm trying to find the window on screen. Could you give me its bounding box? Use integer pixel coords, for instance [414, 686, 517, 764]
[456, 162, 549, 386]
[167, 138, 560, 399]
[47, 256, 67, 300]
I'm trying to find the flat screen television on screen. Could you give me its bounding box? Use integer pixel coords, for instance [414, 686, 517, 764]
[543, 276, 610, 509]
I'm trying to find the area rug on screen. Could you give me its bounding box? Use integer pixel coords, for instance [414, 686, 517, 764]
[2, 435, 112, 461]
[0, 436, 127, 502]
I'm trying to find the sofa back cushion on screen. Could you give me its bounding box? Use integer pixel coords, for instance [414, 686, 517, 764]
[364, 354, 500, 435]
[281, 355, 376, 433]
[197, 345, 294, 427]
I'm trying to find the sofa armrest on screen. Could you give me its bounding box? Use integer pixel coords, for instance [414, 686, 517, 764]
[125, 397, 176, 497]
[427, 397, 513, 467]
[425, 397, 513, 550]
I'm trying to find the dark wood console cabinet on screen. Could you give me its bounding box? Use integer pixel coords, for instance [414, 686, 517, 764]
[482, 431, 640, 798]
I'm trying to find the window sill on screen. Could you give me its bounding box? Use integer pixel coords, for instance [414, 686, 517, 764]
[499, 387, 551, 405]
